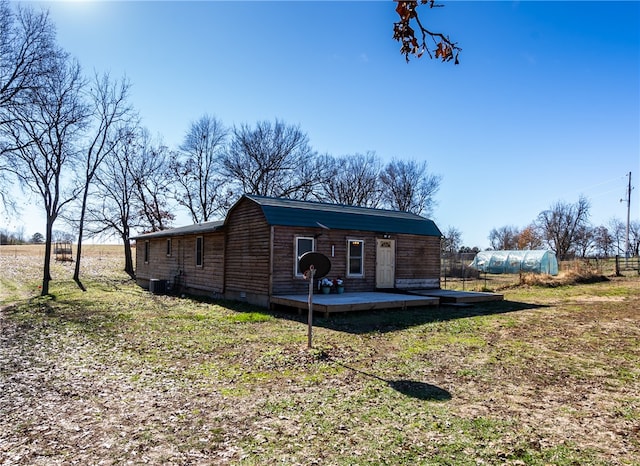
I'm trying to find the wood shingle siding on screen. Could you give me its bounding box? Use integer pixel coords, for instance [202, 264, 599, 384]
[135, 231, 224, 294]
[223, 199, 271, 304]
[395, 234, 441, 289]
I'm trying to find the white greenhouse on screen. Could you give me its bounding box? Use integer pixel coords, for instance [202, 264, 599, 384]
[469, 250, 558, 276]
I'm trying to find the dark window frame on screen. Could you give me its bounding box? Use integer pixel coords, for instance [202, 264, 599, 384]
[295, 236, 315, 277]
[347, 238, 364, 277]
[196, 236, 203, 268]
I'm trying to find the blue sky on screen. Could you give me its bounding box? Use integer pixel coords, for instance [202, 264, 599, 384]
[6, 1, 640, 249]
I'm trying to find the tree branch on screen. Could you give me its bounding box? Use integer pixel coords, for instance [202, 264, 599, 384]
[393, 0, 461, 64]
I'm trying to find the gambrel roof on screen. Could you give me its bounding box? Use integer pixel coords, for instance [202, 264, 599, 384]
[135, 195, 442, 239]
[239, 195, 442, 237]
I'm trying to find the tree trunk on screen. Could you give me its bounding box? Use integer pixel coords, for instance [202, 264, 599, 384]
[41, 216, 54, 296]
[122, 233, 135, 278]
[73, 188, 89, 291]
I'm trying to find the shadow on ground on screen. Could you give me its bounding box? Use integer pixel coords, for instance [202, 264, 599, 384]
[335, 361, 452, 401]
[388, 379, 452, 401]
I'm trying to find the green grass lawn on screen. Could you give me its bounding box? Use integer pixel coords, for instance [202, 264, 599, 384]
[1, 247, 639, 465]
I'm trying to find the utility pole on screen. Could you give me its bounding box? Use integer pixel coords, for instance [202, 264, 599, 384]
[622, 172, 632, 258]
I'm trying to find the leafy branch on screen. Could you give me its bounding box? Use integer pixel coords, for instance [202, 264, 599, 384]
[393, 0, 461, 64]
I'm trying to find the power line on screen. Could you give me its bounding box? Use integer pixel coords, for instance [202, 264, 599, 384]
[579, 175, 626, 193]
[590, 187, 626, 199]
[557, 175, 625, 200]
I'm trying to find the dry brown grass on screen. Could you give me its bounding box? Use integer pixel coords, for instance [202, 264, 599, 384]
[518, 270, 610, 288]
[0, 244, 129, 302]
[0, 243, 125, 258]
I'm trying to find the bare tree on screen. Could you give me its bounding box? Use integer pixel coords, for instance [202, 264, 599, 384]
[53, 229, 75, 243]
[593, 225, 614, 257]
[3, 55, 89, 295]
[0, 1, 58, 209]
[393, 1, 461, 63]
[441, 226, 462, 254]
[130, 131, 174, 231]
[0, 1, 57, 121]
[90, 126, 175, 276]
[73, 73, 132, 289]
[629, 220, 640, 257]
[292, 152, 336, 202]
[574, 224, 595, 258]
[608, 217, 627, 256]
[536, 196, 591, 261]
[171, 114, 229, 223]
[90, 125, 141, 277]
[221, 119, 320, 200]
[488, 225, 520, 250]
[320, 152, 381, 207]
[379, 158, 440, 216]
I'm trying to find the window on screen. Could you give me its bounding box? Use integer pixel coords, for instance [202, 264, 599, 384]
[166, 238, 172, 257]
[347, 239, 364, 276]
[295, 236, 314, 276]
[196, 236, 203, 267]
[144, 240, 150, 264]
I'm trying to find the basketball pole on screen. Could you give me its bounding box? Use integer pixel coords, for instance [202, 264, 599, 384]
[307, 265, 315, 349]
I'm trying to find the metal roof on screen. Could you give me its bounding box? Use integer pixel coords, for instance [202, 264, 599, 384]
[244, 195, 442, 237]
[134, 196, 442, 239]
[133, 220, 224, 240]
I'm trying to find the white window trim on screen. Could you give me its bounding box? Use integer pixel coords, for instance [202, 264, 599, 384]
[144, 240, 150, 264]
[295, 236, 315, 277]
[347, 238, 364, 277]
[195, 236, 203, 268]
[166, 238, 172, 257]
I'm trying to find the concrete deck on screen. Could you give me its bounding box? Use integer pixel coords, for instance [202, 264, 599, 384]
[270, 292, 439, 317]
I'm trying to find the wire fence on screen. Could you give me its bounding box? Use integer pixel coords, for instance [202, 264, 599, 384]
[440, 252, 480, 291]
[440, 252, 640, 291]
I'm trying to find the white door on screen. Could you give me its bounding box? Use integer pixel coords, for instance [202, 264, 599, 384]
[376, 239, 395, 288]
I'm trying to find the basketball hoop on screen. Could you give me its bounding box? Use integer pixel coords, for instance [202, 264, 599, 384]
[298, 252, 331, 349]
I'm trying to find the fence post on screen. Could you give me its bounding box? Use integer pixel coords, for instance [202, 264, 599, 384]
[615, 255, 620, 276]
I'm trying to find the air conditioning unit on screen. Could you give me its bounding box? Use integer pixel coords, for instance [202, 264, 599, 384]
[149, 279, 167, 295]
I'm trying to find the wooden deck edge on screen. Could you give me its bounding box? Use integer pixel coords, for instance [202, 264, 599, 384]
[409, 290, 504, 303]
[270, 295, 439, 315]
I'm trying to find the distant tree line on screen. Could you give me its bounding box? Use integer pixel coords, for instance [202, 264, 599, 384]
[440, 196, 639, 261]
[479, 196, 639, 261]
[0, 228, 26, 245]
[0, 229, 75, 245]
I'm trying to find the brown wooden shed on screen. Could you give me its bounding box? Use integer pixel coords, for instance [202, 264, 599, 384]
[135, 194, 443, 308]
